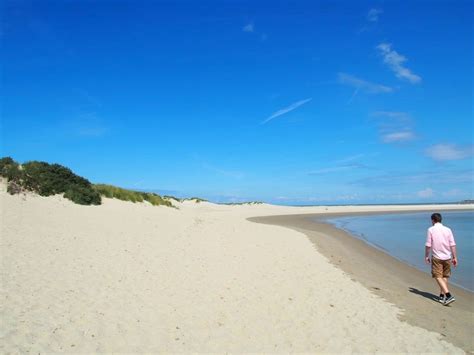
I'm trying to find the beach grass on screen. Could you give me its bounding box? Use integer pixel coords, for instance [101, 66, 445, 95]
[93, 184, 173, 207]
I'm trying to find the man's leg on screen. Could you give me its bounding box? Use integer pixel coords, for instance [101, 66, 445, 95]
[435, 277, 449, 294]
[442, 261, 455, 305]
[443, 277, 449, 293]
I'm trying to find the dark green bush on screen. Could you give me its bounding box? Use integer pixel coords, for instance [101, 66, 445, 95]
[0, 157, 20, 181]
[0, 157, 101, 205]
[64, 185, 101, 205]
[1, 157, 179, 208]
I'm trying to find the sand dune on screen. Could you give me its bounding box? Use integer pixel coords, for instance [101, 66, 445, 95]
[1, 191, 470, 353]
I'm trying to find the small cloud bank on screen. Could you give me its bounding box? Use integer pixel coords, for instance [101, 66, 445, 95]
[372, 111, 416, 143]
[242, 22, 267, 41]
[308, 164, 362, 175]
[367, 8, 383, 22]
[377, 43, 421, 84]
[425, 144, 474, 161]
[353, 169, 473, 186]
[202, 163, 244, 179]
[338, 73, 393, 94]
[382, 131, 415, 143]
[262, 98, 312, 124]
[309, 154, 371, 176]
[417, 187, 434, 198]
[242, 23, 254, 33]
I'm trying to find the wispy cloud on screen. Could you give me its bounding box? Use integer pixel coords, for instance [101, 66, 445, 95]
[377, 43, 421, 84]
[382, 131, 415, 143]
[242, 23, 254, 33]
[202, 163, 245, 179]
[274, 194, 360, 203]
[425, 144, 474, 161]
[308, 164, 363, 175]
[417, 187, 434, 198]
[367, 8, 383, 22]
[372, 111, 416, 143]
[61, 111, 109, 138]
[334, 153, 366, 164]
[338, 73, 393, 94]
[242, 22, 267, 41]
[262, 98, 312, 124]
[77, 125, 108, 137]
[442, 189, 464, 198]
[353, 170, 474, 186]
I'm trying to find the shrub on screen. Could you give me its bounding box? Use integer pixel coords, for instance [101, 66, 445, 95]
[0, 157, 101, 205]
[64, 185, 101, 205]
[1, 157, 178, 208]
[0, 157, 20, 182]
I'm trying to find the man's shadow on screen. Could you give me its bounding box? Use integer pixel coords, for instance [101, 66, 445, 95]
[408, 287, 439, 302]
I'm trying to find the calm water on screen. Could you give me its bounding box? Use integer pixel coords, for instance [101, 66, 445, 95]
[322, 211, 474, 292]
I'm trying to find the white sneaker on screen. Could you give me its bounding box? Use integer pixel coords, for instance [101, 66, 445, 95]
[443, 295, 456, 306]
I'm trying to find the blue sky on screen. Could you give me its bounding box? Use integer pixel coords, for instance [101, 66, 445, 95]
[2, 0, 473, 204]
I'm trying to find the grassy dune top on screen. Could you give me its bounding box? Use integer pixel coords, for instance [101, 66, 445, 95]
[0, 157, 172, 207]
[0, 157, 102, 205]
[94, 184, 173, 207]
[0, 157, 263, 207]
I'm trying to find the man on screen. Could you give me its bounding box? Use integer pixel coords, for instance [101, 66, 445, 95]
[425, 213, 457, 306]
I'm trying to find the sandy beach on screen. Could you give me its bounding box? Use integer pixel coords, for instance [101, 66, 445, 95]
[1, 189, 473, 353]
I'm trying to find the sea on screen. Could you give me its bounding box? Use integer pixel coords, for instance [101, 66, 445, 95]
[322, 210, 474, 292]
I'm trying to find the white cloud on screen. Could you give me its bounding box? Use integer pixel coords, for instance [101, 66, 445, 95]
[63, 112, 109, 137]
[243, 23, 254, 32]
[308, 164, 361, 175]
[382, 131, 415, 143]
[202, 163, 244, 179]
[372, 111, 416, 144]
[373, 111, 409, 119]
[262, 98, 312, 124]
[417, 188, 434, 198]
[377, 43, 421, 84]
[338, 73, 393, 94]
[334, 153, 366, 164]
[442, 189, 464, 198]
[426, 144, 474, 161]
[367, 8, 383, 22]
[354, 170, 473, 186]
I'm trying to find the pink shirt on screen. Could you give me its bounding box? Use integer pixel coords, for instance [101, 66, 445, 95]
[425, 223, 456, 260]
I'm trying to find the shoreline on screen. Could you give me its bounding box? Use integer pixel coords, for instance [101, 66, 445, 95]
[317, 209, 474, 293]
[249, 210, 474, 352]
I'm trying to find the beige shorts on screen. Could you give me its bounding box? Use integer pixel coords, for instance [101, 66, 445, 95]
[432, 257, 451, 278]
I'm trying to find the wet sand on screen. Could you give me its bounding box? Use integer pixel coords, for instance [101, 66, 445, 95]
[249, 212, 474, 353]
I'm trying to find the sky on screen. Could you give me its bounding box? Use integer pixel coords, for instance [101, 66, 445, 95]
[1, 0, 473, 205]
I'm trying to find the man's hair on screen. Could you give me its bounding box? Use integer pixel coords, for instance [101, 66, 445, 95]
[431, 213, 442, 223]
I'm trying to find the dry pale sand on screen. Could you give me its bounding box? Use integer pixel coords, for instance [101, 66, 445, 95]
[251, 212, 474, 353]
[1, 189, 472, 353]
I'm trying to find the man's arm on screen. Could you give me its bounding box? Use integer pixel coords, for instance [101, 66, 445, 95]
[425, 246, 431, 264]
[451, 245, 458, 267]
[425, 229, 431, 264]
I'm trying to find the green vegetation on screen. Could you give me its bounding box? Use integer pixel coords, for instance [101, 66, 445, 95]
[0, 157, 172, 207]
[93, 184, 173, 207]
[163, 195, 181, 202]
[0, 157, 101, 205]
[1, 157, 264, 208]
